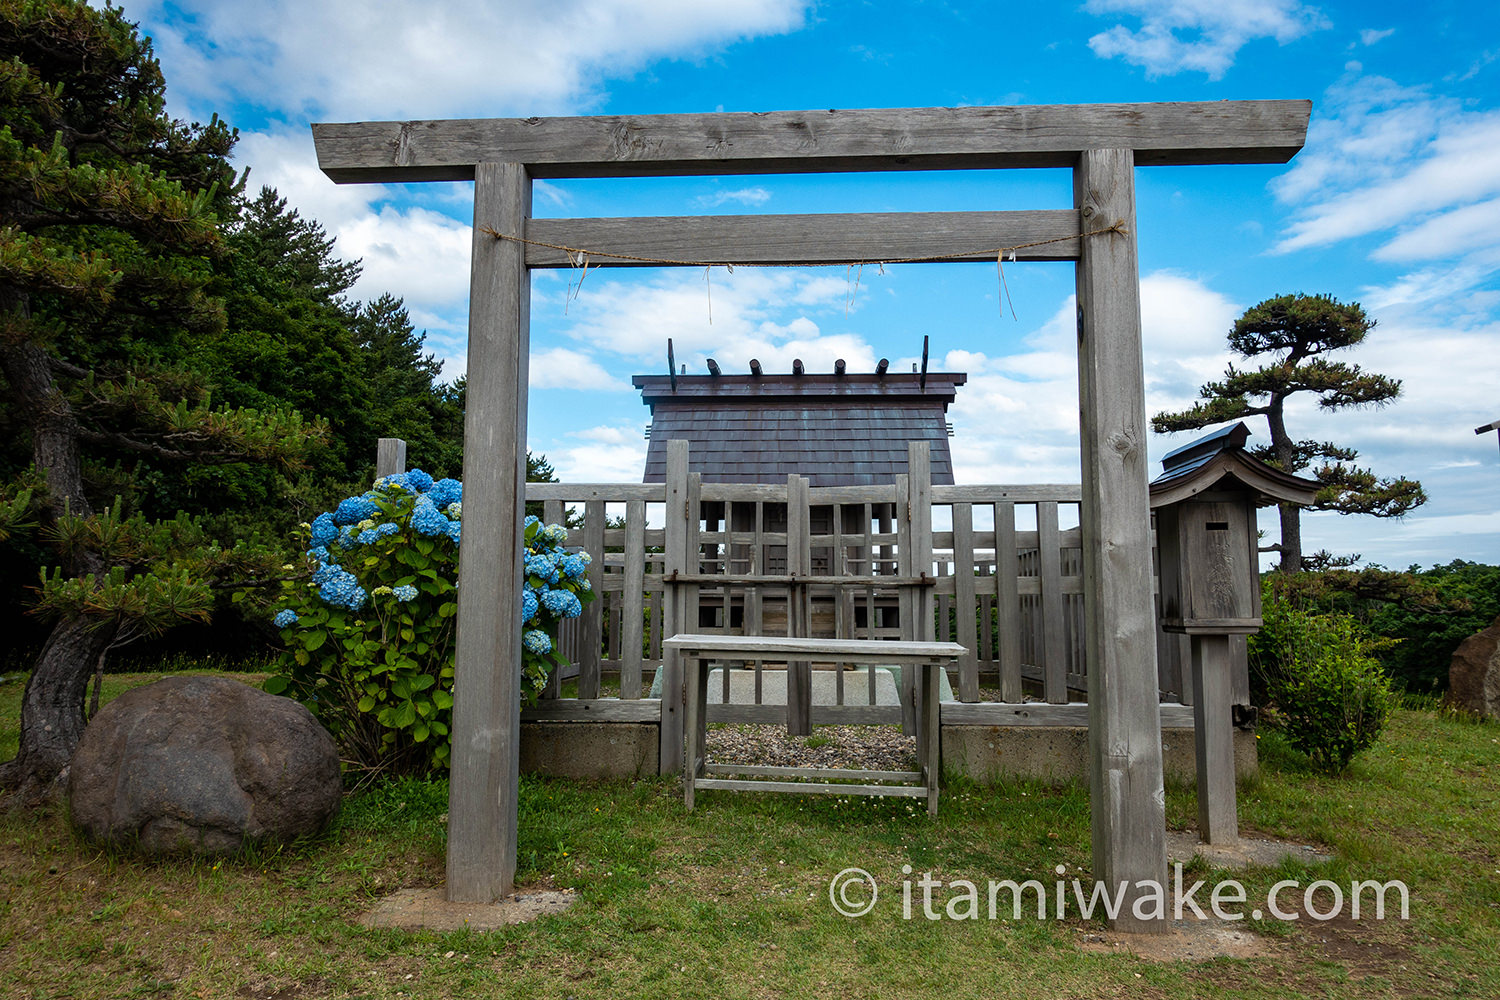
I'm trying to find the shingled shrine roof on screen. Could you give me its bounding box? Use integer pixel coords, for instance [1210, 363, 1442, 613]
[1148, 422, 1319, 508]
[636, 370, 966, 486]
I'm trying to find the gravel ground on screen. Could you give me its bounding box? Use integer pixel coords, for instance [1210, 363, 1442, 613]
[698, 685, 1048, 772]
[704, 723, 917, 771]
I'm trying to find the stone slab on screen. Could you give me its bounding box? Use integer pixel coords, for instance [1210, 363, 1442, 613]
[1164, 830, 1333, 869]
[358, 887, 575, 931]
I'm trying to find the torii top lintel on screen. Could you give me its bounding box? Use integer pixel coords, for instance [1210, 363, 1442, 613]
[312, 100, 1311, 183]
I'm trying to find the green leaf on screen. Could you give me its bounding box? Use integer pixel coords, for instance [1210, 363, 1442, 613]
[263, 676, 289, 695]
[303, 630, 327, 652]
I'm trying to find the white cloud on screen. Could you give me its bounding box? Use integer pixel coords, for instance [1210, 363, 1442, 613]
[1084, 0, 1327, 79]
[1359, 27, 1395, 46]
[547, 266, 869, 362]
[944, 272, 1239, 484]
[1373, 196, 1500, 262]
[530, 348, 630, 391]
[1275, 106, 1500, 254]
[337, 206, 472, 322]
[138, 0, 808, 122]
[695, 187, 774, 209]
[233, 128, 389, 229]
[1270, 72, 1500, 309]
[1360, 265, 1492, 312]
[548, 426, 649, 483]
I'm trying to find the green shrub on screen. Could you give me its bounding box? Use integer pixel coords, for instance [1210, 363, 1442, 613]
[1250, 591, 1395, 773]
[1366, 561, 1500, 692]
[261, 472, 591, 776]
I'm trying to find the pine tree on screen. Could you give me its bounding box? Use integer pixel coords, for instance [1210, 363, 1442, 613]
[1152, 293, 1426, 573]
[0, 0, 320, 800]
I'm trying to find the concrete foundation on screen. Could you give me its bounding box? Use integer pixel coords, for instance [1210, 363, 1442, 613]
[942, 726, 1258, 786]
[517, 720, 1256, 785]
[519, 722, 659, 780]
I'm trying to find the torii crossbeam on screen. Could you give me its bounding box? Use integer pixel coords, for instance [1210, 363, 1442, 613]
[312, 99, 1310, 932]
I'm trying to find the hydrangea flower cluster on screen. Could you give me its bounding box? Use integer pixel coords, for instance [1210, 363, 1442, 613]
[267, 470, 592, 774]
[281, 470, 465, 620]
[519, 514, 592, 691]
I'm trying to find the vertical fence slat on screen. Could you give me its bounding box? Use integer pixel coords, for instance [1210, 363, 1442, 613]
[953, 502, 979, 702]
[786, 474, 812, 736]
[893, 473, 915, 734]
[579, 500, 604, 699]
[907, 443, 935, 760]
[541, 498, 567, 699]
[1038, 500, 1067, 704]
[376, 438, 407, 478]
[995, 501, 1023, 703]
[659, 441, 690, 774]
[622, 499, 646, 699]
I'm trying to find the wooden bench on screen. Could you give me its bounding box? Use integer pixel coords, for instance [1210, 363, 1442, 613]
[663, 634, 966, 815]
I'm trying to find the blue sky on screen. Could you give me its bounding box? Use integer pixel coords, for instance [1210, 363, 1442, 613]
[124, 0, 1500, 568]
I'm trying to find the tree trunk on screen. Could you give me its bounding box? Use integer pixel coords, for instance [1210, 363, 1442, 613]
[1276, 502, 1303, 574]
[0, 339, 93, 524]
[0, 294, 112, 803]
[0, 614, 117, 803]
[1265, 396, 1302, 573]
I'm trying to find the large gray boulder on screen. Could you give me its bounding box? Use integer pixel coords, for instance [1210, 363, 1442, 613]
[68, 675, 342, 854]
[1447, 614, 1500, 720]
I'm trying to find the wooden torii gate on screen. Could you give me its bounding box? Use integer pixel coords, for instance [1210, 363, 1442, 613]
[312, 100, 1309, 931]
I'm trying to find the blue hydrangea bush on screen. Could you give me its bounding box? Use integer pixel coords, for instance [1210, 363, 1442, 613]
[264, 471, 592, 775]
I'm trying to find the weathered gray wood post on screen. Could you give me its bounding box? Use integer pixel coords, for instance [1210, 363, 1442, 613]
[1074, 147, 1168, 933]
[447, 162, 532, 902]
[660, 439, 690, 773]
[376, 438, 407, 478]
[907, 442, 936, 761]
[1189, 634, 1238, 842]
[786, 473, 812, 737]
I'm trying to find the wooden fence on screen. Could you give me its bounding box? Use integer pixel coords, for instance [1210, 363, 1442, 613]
[522, 440, 1214, 754]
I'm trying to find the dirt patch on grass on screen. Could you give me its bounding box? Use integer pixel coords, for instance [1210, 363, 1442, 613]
[1165, 829, 1334, 868]
[1296, 909, 1413, 979]
[1077, 919, 1270, 961]
[357, 885, 577, 931]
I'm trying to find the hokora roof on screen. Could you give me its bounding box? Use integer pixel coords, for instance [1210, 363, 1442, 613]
[635, 371, 966, 486]
[1148, 422, 1319, 508]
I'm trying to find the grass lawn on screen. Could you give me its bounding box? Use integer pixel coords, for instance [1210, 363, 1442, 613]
[1, 670, 1497, 998]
